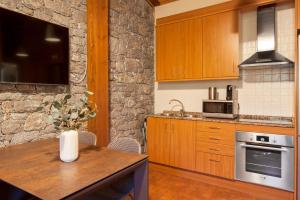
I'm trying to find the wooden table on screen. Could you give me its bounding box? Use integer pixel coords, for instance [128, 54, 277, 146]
[0, 139, 148, 200]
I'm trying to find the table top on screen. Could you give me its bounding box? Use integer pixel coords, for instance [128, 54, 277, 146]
[0, 139, 147, 200]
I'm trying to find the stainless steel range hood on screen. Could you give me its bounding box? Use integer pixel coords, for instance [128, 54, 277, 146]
[239, 5, 294, 69]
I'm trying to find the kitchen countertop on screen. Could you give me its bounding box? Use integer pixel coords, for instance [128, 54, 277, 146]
[149, 112, 294, 128]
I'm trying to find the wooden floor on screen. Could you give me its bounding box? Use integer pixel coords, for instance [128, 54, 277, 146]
[149, 168, 265, 200]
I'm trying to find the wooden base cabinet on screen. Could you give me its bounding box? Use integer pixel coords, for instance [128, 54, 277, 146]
[147, 117, 235, 178]
[195, 121, 235, 179]
[195, 151, 234, 179]
[147, 118, 196, 170]
[147, 117, 171, 165]
[170, 119, 195, 171]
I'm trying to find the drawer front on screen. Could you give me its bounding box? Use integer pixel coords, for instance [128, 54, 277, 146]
[195, 130, 234, 145]
[196, 121, 235, 134]
[196, 142, 234, 156]
[195, 151, 234, 179]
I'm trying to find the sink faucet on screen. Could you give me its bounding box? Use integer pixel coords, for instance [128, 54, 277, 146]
[169, 99, 185, 116]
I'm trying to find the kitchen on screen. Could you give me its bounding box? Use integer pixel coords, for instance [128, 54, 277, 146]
[147, 0, 298, 199]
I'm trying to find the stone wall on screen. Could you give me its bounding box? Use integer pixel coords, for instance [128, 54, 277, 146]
[0, 0, 87, 147]
[109, 0, 154, 142]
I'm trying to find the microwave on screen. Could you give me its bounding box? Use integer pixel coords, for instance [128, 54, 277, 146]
[202, 100, 238, 119]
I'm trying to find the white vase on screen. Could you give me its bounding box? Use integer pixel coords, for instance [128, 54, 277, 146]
[59, 130, 79, 162]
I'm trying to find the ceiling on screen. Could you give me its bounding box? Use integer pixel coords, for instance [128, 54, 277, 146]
[147, 0, 178, 7]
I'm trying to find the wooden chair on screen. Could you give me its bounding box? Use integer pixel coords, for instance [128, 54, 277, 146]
[78, 131, 97, 145]
[108, 137, 141, 153]
[87, 137, 142, 200]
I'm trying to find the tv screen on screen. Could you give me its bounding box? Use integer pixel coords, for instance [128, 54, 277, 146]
[0, 7, 69, 85]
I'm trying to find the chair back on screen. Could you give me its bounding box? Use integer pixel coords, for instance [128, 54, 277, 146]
[108, 137, 141, 153]
[78, 131, 97, 146]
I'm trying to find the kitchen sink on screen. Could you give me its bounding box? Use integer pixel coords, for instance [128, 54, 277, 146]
[159, 112, 201, 119]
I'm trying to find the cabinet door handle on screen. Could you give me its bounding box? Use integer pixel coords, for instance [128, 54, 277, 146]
[209, 148, 219, 151]
[209, 159, 220, 163]
[208, 126, 220, 130]
[209, 137, 220, 141]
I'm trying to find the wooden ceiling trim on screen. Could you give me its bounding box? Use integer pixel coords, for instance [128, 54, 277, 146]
[146, 0, 177, 7]
[156, 0, 293, 26]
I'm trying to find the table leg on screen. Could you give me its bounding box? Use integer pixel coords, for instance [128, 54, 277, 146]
[134, 160, 148, 200]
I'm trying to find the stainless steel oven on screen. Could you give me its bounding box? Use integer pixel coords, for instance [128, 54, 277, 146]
[202, 100, 238, 119]
[235, 131, 294, 191]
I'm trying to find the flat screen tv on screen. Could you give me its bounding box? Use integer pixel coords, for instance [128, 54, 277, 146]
[0, 7, 69, 85]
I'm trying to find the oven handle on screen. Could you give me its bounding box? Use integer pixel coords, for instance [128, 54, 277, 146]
[240, 144, 288, 152]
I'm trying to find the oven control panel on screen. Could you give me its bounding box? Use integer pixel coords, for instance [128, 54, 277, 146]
[235, 131, 294, 147]
[256, 135, 269, 142]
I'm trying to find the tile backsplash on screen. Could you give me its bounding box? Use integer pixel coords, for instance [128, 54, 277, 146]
[238, 67, 294, 116]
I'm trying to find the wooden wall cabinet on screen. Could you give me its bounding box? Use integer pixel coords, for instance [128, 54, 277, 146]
[202, 10, 239, 79]
[156, 18, 203, 81]
[156, 10, 239, 82]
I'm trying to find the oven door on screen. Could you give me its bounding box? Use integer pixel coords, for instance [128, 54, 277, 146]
[235, 141, 294, 191]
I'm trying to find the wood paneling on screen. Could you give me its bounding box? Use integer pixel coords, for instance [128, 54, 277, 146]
[147, 117, 171, 165]
[297, 0, 300, 29]
[156, 18, 203, 81]
[150, 163, 294, 200]
[87, 0, 109, 147]
[156, 0, 293, 26]
[202, 10, 239, 79]
[0, 139, 147, 200]
[170, 120, 195, 171]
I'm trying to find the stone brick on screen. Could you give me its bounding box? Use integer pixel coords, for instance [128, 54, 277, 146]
[1, 120, 23, 134]
[24, 113, 47, 131]
[10, 131, 40, 145]
[14, 100, 41, 112]
[125, 58, 140, 73]
[33, 7, 53, 21]
[2, 101, 14, 113]
[22, 0, 44, 9]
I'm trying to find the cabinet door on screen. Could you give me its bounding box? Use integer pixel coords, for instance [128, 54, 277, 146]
[195, 151, 234, 179]
[170, 120, 195, 171]
[156, 18, 203, 81]
[147, 117, 171, 165]
[203, 10, 239, 79]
